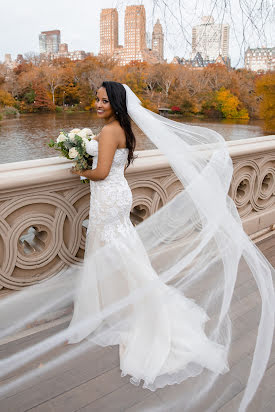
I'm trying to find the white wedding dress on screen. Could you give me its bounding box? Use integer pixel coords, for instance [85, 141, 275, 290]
[0, 85, 273, 411]
[67, 138, 229, 390]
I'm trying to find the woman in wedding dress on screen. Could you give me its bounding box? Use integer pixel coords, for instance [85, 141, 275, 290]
[68, 81, 229, 384]
[0, 81, 274, 412]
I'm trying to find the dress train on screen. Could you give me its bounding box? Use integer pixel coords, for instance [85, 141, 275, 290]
[67, 139, 229, 391]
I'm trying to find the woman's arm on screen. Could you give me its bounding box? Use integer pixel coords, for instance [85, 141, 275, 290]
[71, 127, 118, 181]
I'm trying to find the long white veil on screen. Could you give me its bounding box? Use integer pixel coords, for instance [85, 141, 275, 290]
[0, 84, 274, 411]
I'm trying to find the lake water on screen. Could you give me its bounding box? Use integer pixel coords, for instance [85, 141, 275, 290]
[0, 112, 268, 164]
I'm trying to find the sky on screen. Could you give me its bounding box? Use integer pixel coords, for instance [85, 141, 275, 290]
[0, 0, 273, 67]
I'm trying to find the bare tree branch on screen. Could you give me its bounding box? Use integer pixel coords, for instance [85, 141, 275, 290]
[150, 0, 273, 65]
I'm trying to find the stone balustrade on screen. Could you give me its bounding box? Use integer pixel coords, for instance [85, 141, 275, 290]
[0, 135, 274, 293]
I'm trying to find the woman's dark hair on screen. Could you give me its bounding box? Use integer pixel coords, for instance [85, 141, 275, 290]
[100, 81, 136, 168]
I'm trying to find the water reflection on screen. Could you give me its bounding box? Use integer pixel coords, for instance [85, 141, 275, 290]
[0, 112, 267, 164]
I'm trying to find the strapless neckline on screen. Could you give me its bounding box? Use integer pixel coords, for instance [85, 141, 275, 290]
[92, 139, 128, 151]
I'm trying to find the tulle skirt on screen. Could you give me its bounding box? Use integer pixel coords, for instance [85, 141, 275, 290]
[67, 222, 229, 391]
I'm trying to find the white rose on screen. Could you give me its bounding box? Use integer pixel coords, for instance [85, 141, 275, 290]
[69, 147, 79, 159]
[77, 130, 88, 139]
[81, 128, 94, 136]
[81, 137, 89, 148]
[70, 128, 81, 133]
[56, 132, 66, 143]
[68, 132, 76, 142]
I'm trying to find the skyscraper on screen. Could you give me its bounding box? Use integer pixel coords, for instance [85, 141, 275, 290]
[100, 8, 119, 55]
[124, 5, 146, 63]
[100, 6, 165, 65]
[152, 18, 164, 62]
[192, 16, 229, 60]
[39, 30, 61, 54]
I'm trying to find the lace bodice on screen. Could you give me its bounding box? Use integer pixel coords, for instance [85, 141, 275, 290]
[85, 139, 128, 182]
[84, 138, 133, 249]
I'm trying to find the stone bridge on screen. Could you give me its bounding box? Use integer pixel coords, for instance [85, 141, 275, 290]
[0, 135, 274, 411]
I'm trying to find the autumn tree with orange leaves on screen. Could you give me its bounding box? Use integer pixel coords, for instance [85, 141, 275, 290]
[256, 72, 275, 133]
[0, 55, 271, 122]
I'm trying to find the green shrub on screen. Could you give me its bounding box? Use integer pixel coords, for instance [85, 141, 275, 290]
[0, 106, 20, 118]
[24, 90, 35, 104]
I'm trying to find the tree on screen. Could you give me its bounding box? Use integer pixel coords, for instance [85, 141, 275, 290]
[43, 66, 65, 105]
[168, 89, 195, 115]
[118, 61, 148, 96]
[204, 65, 231, 92]
[2, 69, 20, 98]
[0, 89, 16, 107]
[74, 56, 114, 97]
[24, 52, 42, 66]
[154, 64, 177, 97]
[215, 87, 249, 119]
[230, 69, 260, 118]
[143, 64, 160, 99]
[24, 90, 35, 104]
[0, 63, 8, 86]
[13, 61, 33, 76]
[54, 66, 80, 106]
[13, 65, 40, 105]
[151, 0, 272, 66]
[256, 72, 275, 132]
[33, 82, 55, 111]
[0, 47, 264, 119]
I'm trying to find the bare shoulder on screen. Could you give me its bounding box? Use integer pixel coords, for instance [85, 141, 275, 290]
[101, 121, 126, 147]
[102, 121, 123, 135]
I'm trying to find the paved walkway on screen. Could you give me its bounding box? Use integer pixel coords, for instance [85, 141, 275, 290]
[0, 234, 274, 412]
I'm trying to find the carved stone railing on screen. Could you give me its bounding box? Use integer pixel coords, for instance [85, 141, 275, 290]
[0, 135, 274, 293]
[226, 136, 275, 240]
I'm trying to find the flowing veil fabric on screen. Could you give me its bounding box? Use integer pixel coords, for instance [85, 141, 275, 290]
[0, 84, 274, 411]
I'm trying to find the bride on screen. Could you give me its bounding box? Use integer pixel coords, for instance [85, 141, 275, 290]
[0, 81, 274, 412]
[69, 81, 229, 381]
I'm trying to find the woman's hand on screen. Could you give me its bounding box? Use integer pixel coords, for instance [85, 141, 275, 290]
[71, 166, 84, 176]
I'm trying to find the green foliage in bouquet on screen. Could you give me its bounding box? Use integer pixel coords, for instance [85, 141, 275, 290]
[48, 128, 95, 184]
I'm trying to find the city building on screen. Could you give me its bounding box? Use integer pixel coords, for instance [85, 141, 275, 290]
[40, 48, 89, 62]
[58, 43, 68, 54]
[192, 16, 229, 61]
[123, 5, 146, 63]
[172, 51, 230, 69]
[152, 19, 164, 62]
[100, 8, 119, 55]
[38, 30, 88, 62]
[2, 54, 26, 69]
[39, 30, 61, 54]
[100, 5, 165, 65]
[3, 54, 16, 69]
[146, 32, 152, 49]
[55, 43, 87, 60]
[16, 54, 24, 65]
[245, 47, 275, 72]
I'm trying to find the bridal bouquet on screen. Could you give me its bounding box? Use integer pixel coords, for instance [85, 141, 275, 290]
[48, 128, 95, 184]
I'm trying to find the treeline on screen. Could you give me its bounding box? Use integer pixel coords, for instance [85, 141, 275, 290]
[0, 56, 274, 131]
